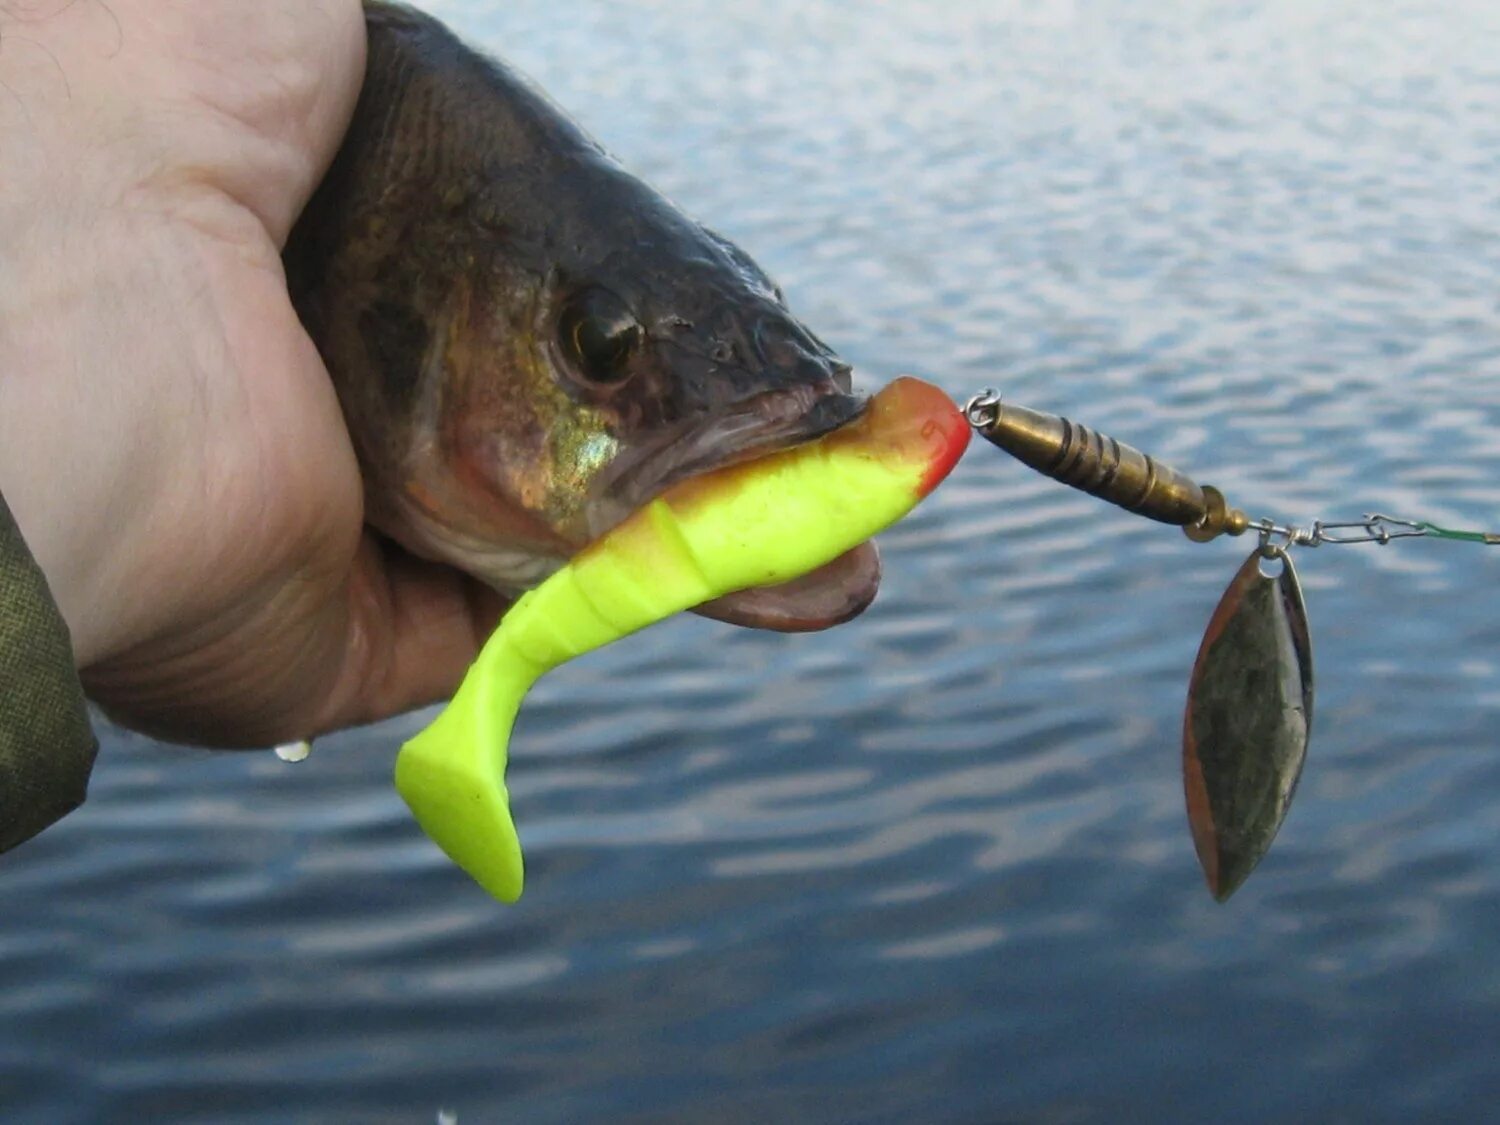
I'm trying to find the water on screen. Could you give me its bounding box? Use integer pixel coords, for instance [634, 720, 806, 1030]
[7, 0, 1500, 1120]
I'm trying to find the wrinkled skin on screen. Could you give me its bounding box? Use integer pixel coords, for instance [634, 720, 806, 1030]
[285, 2, 882, 631]
[0, 0, 502, 747]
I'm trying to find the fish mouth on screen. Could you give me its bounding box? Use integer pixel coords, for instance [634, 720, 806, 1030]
[693, 542, 883, 632]
[589, 382, 883, 632]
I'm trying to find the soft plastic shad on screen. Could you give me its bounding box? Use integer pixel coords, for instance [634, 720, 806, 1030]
[396, 376, 970, 901]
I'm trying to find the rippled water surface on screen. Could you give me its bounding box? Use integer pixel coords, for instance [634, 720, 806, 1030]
[9, 1, 1500, 1120]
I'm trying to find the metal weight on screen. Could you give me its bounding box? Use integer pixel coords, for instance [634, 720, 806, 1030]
[965, 390, 1249, 540]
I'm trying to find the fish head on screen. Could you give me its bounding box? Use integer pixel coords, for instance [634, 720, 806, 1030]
[287, 10, 888, 631]
[396, 162, 878, 630]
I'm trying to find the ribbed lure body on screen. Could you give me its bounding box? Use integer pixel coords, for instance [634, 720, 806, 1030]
[396, 377, 970, 901]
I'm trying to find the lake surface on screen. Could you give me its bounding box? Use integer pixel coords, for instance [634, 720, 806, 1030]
[7, 0, 1500, 1120]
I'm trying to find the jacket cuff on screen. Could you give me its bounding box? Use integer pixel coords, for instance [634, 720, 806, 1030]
[0, 490, 98, 853]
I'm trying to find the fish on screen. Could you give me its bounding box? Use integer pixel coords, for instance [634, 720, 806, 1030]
[284, 1, 880, 631]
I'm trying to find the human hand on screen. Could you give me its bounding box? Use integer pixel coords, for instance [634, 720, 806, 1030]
[0, 0, 503, 746]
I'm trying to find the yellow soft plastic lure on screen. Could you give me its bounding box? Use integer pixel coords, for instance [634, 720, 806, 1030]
[396, 376, 970, 900]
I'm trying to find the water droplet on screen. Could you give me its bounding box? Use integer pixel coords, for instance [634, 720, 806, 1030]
[273, 740, 312, 763]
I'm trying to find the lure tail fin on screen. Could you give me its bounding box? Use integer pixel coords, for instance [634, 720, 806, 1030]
[395, 638, 536, 902]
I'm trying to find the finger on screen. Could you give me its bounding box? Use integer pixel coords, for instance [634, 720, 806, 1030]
[84, 532, 504, 747]
[310, 532, 508, 733]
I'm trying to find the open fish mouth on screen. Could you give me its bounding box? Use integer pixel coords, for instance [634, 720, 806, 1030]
[587, 382, 882, 632]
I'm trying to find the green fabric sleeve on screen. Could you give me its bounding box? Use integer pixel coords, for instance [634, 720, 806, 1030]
[0, 491, 98, 854]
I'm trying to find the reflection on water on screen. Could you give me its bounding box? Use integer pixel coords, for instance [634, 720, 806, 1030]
[7, 0, 1500, 1120]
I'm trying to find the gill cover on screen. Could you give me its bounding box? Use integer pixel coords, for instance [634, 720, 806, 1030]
[395, 378, 970, 900]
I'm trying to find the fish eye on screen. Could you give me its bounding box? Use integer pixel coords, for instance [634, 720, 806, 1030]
[558, 288, 642, 385]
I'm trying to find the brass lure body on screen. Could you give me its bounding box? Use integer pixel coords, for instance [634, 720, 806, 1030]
[1183, 546, 1313, 901]
[965, 390, 1248, 540]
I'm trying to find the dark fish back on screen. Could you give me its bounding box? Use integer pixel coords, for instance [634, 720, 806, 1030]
[285, 2, 604, 414]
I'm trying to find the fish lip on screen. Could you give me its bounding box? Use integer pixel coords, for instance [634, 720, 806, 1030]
[583, 383, 868, 540]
